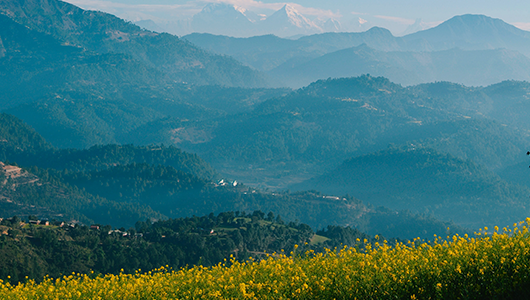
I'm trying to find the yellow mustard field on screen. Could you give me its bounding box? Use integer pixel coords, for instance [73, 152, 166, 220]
[2, 221, 530, 300]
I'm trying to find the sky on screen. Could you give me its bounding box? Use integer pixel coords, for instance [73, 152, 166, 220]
[63, 0, 530, 35]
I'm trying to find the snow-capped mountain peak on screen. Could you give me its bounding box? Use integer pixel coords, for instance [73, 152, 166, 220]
[274, 5, 315, 29]
[234, 5, 246, 14]
[191, 3, 256, 36]
[262, 4, 322, 36]
[188, 3, 323, 37]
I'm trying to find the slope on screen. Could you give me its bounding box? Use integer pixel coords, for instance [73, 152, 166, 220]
[52, 162, 462, 239]
[0, 0, 270, 88]
[177, 76, 529, 188]
[0, 162, 164, 226]
[0, 11, 284, 149]
[269, 44, 530, 88]
[0, 113, 53, 157]
[403, 14, 530, 56]
[0, 113, 220, 180]
[292, 147, 530, 230]
[183, 27, 403, 72]
[0, 114, 462, 239]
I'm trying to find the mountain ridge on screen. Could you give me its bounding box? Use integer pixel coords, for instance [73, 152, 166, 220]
[261, 4, 322, 37]
[290, 146, 530, 229]
[0, 114, 463, 239]
[184, 14, 530, 87]
[269, 44, 530, 87]
[403, 14, 530, 56]
[0, 0, 271, 88]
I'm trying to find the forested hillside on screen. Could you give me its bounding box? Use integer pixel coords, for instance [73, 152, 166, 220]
[1, 0, 530, 252]
[0, 211, 373, 284]
[2, 160, 462, 239]
[175, 76, 529, 189]
[0, 114, 462, 239]
[0, 113, 53, 155]
[0, 113, 218, 180]
[0, 0, 270, 88]
[0, 162, 164, 226]
[292, 147, 530, 229]
[0, 0, 285, 149]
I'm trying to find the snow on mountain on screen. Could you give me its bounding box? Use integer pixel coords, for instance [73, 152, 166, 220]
[190, 3, 256, 37]
[345, 17, 372, 32]
[317, 18, 342, 32]
[261, 5, 322, 37]
[234, 6, 262, 23]
[185, 3, 324, 37]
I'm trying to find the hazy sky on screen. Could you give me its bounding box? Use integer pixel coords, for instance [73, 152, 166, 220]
[63, 0, 530, 34]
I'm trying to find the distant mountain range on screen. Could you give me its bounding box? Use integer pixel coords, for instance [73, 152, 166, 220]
[402, 14, 530, 54]
[184, 14, 530, 88]
[270, 45, 530, 87]
[144, 3, 335, 38]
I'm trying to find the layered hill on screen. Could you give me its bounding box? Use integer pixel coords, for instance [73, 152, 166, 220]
[3, 75, 524, 233]
[169, 76, 529, 189]
[183, 27, 402, 72]
[3, 85, 287, 149]
[1, 1, 529, 238]
[184, 14, 530, 88]
[270, 45, 530, 87]
[0, 113, 462, 239]
[0, 111, 219, 180]
[291, 147, 530, 230]
[0, 0, 288, 149]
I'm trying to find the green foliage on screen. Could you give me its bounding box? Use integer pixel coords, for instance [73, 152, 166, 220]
[4, 85, 286, 149]
[0, 0, 270, 88]
[0, 106, 466, 240]
[0, 159, 461, 240]
[58, 163, 210, 213]
[0, 164, 164, 227]
[187, 76, 528, 183]
[0, 211, 363, 284]
[294, 146, 530, 230]
[0, 113, 53, 156]
[0, 129, 219, 181]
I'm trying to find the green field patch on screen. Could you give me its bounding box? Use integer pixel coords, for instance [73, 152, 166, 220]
[309, 234, 330, 245]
